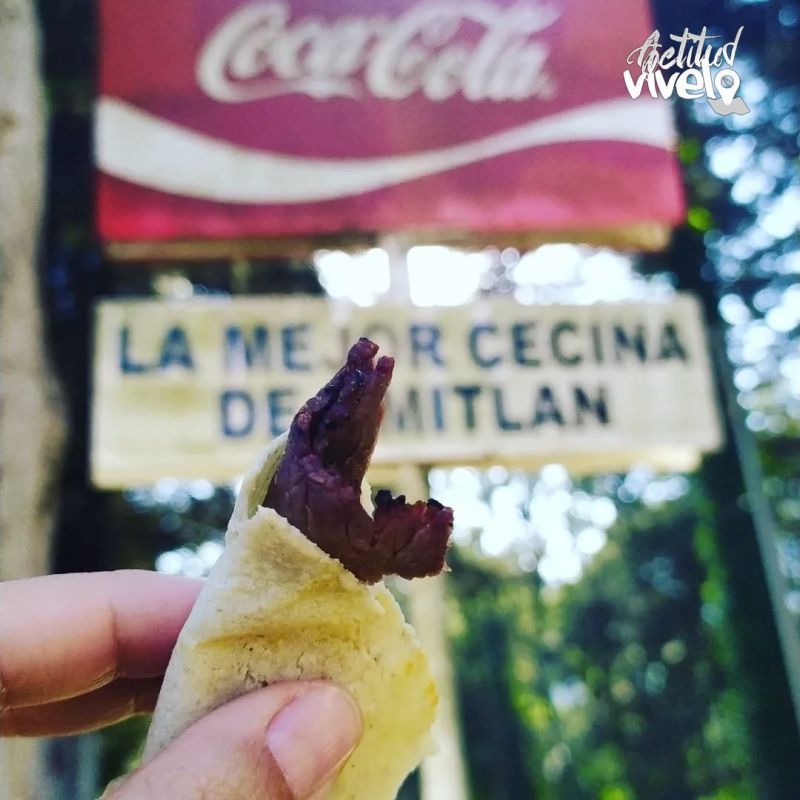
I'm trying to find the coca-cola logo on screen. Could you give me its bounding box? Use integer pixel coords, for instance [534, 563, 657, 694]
[196, 1, 560, 103]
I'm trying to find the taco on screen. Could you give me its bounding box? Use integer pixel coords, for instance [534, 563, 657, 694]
[143, 338, 454, 799]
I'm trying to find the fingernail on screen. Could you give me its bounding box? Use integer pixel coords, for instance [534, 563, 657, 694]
[266, 685, 362, 798]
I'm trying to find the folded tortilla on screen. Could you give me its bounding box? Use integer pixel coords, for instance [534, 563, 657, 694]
[142, 432, 438, 799]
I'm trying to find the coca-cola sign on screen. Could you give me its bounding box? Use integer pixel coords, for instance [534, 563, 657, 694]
[197, 2, 559, 103]
[96, 0, 684, 247]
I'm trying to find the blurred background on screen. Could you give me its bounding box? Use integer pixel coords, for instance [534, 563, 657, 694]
[1, 0, 799, 798]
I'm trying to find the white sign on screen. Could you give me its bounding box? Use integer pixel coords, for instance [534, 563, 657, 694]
[91, 294, 722, 487]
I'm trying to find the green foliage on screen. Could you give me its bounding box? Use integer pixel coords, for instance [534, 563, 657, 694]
[97, 716, 150, 789]
[447, 481, 757, 800]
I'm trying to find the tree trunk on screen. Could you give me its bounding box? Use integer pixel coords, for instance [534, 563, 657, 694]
[0, 0, 67, 796]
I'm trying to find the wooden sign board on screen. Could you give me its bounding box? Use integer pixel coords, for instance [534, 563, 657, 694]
[91, 294, 722, 487]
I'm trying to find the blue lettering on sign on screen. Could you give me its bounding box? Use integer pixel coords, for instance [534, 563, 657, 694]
[119, 326, 152, 373]
[224, 325, 270, 370]
[432, 388, 445, 431]
[268, 388, 295, 436]
[159, 326, 194, 370]
[574, 386, 609, 425]
[493, 388, 522, 431]
[512, 323, 541, 367]
[590, 324, 604, 363]
[533, 386, 565, 427]
[220, 390, 254, 438]
[469, 325, 500, 368]
[613, 324, 647, 363]
[658, 322, 688, 361]
[410, 324, 444, 367]
[551, 322, 582, 366]
[282, 325, 311, 371]
[389, 388, 423, 432]
[453, 385, 481, 430]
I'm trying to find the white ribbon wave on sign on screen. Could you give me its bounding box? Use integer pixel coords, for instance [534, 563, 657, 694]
[96, 97, 675, 204]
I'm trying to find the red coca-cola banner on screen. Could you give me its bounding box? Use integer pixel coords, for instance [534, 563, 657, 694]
[96, 0, 684, 248]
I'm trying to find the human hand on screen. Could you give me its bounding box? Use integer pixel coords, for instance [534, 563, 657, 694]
[0, 570, 363, 799]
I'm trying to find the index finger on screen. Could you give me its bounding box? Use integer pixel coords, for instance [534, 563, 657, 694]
[0, 570, 201, 709]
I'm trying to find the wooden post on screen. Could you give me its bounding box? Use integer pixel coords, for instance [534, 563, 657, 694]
[408, 570, 471, 800]
[376, 216, 470, 799]
[389, 464, 470, 800]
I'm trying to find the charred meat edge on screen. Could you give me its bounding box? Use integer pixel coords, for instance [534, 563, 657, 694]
[263, 338, 453, 583]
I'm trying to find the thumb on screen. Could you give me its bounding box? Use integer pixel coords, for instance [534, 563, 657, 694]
[107, 681, 363, 800]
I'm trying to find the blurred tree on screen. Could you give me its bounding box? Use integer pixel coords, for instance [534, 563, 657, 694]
[556, 497, 756, 800]
[0, 1, 67, 797]
[645, 0, 800, 794]
[448, 551, 542, 800]
[475, 1, 800, 791]
[447, 475, 757, 800]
